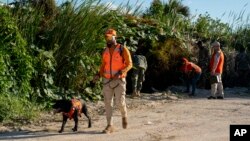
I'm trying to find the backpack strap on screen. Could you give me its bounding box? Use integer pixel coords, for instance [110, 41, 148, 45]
[119, 44, 125, 62]
[119, 44, 124, 56]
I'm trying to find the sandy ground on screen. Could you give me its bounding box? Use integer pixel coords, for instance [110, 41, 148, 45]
[1, 86, 250, 141]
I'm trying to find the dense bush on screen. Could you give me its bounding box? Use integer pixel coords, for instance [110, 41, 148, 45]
[0, 7, 33, 97]
[0, 6, 40, 123]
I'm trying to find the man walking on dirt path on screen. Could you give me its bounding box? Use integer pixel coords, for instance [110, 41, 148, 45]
[207, 41, 225, 99]
[131, 51, 147, 98]
[93, 28, 132, 133]
[180, 58, 202, 96]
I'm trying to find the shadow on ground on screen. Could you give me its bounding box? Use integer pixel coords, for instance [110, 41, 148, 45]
[0, 130, 103, 140]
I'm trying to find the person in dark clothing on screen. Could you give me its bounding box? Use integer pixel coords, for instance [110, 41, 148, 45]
[197, 41, 210, 88]
[131, 52, 147, 97]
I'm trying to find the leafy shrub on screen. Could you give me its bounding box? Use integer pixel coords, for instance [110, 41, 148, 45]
[0, 7, 34, 97]
[0, 94, 40, 123]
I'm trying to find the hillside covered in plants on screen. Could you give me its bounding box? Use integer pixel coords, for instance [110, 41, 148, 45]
[0, 0, 250, 122]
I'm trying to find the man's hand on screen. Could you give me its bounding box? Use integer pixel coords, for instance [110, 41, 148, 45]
[211, 69, 215, 76]
[92, 74, 100, 83]
[114, 70, 123, 79]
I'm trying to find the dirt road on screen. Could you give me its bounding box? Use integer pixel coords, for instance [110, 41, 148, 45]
[1, 86, 250, 141]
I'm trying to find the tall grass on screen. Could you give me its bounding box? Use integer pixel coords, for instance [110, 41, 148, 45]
[9, 0, 135, 100]
[46, 0, 113, 97]
[0, 93, 40, 123]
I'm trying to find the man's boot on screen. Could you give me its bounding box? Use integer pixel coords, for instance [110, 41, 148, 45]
[122, 117, 128, 129]
[103, 125, 114, 133]
[137, 90, 141, 97]
[132, 90, 137, 98]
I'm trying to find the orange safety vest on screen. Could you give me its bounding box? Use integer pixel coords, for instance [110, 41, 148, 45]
[63, 99, 82, 120]
[102, 44, 126, 79]
[209, 51, 224, 74]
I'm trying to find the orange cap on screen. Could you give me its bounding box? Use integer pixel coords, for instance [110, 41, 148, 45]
[105, 28, 116, 37]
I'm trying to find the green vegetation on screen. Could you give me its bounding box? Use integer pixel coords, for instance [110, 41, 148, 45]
[0, 94, 40, 123]
[0, 0, 250, 122]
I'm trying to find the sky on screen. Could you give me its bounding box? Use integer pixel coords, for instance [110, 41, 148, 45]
[1, 0, 250, 25]
[100, 0, 250, 25]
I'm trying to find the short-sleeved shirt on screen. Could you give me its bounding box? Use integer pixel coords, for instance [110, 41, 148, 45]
[180, 62, 202, 74]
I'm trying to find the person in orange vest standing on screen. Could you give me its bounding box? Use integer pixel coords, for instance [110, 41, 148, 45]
[93, 28, 132, 133]
[207, 41, 225, 99]
[180, 58, 202, 96]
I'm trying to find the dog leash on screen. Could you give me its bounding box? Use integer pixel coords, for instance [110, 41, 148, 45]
[103, 71, 122, 89]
